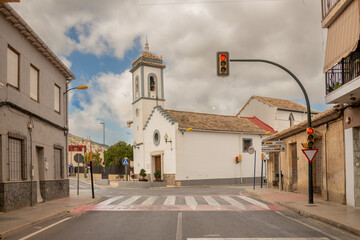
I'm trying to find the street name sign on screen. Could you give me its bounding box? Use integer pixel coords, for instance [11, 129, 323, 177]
[262, 141, 285, 146]
[74, 153, 84, 163]
[262, 146, 286, 152]
[302, 149, 318, 163]
[122, 158, 129, 165]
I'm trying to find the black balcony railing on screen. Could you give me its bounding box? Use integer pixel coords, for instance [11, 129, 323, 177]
[322, 0, 340, 19]
[326, 47, 360, 94]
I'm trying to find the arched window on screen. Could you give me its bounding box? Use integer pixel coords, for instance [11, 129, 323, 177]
[135, 76, 139, 97]
[150, 76, 155, 92]
[289, 113, 294, 127]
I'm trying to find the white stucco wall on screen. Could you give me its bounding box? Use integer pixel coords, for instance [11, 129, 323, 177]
[277, 110, 308, 131]
[176, 130, 263, 181]
[239, 99, 277, 130]
[142, 109, 176, 180]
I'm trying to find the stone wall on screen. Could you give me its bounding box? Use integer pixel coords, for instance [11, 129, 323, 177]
[0, 181, 36, 212]
[40, 179, 69, 202]
[163, 174, 175, 185]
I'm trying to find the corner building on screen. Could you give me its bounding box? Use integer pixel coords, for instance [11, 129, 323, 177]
[0, 3, 73, 211]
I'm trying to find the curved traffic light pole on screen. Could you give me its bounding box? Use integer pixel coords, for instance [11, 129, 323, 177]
[230, 58, 314, 204]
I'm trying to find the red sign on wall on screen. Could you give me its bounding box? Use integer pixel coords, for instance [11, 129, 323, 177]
[69, 145, 87, 153]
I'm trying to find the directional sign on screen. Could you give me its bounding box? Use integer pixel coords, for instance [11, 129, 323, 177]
[302, 149, 319, 163]
[122, 158, 129, 165]
[74, 153, 84, 163]
[262, 141, 285, 147]
[262, 146, 286, 152]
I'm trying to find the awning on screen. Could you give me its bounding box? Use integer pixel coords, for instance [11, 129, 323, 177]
[324, 0, 360, 72]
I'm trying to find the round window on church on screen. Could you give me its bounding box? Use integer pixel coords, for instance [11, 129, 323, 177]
[153, 130, 160, 146]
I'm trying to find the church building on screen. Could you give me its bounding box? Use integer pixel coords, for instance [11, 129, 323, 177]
[130, 42, 276, 186]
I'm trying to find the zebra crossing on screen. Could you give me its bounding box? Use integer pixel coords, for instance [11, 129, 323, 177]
[90, 195, 281, 212]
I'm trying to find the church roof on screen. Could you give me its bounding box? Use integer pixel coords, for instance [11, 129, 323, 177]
[130, 41, 165, 72]
[163, 108, 268, 134]
[236, 96, 319, 117]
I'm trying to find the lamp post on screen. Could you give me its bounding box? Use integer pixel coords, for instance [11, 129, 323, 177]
[100, 122, 106, 179]
[63, 84, 88, 95]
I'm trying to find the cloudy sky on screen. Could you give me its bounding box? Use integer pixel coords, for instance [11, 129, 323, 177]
[11, 0, 328, 145]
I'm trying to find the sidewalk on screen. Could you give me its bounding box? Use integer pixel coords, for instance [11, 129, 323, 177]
[0, 192, 102, 238]
[246, 187, 360, 236]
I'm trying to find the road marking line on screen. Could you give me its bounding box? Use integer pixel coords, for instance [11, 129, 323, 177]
[203, 196, 221, 209]
[220, 196, 245, 210]
[187, 238, 329, 240]
[141, 196, 158, 205]
[164, 196, 176, 205]
[19, 217, 71, 240]
[176, 212, 182, 240]
[275, 211, 339, 240]
[119, 195, 141, 205]
[185, 196, 198, 210]
[97, 196, 124, 206]
[238, 196, 270, 210]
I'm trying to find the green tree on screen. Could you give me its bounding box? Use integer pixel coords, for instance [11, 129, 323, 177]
[84, 151, 102, 166]
[105, 141, 133, 166]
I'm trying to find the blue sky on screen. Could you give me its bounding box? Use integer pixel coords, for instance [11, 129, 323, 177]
[12, 0, 329, 146]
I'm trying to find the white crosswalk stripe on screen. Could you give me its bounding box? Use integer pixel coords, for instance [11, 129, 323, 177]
[164, 196, 176, 205]
[185, 196, 198, 210]
[97, 196, 124, 206]
[141, 196, 158, 205]
[220, 196, 245, 210]
[119, 196, 141, 206]
[94, 195, 279, 212]
[203, 196, 221, 209]
[238, 195, 270, 210]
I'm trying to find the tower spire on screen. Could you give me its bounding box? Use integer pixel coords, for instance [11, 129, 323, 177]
[145, 36, 149, 52]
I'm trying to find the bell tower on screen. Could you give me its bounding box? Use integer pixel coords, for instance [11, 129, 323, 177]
[130, 41, 166, 159]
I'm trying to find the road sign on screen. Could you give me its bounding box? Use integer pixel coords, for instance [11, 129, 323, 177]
[262, 141, 285, 147]
[122, 158, 129, 165]
[302, 149, 318, 162]
[262, 146, 286, 152]
[70, 163, 73, 168]
[74, 153, 84, 163]
[248, 146, 255, 154]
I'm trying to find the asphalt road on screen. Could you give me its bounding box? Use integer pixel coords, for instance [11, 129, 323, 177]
[7, 179, 360, 240]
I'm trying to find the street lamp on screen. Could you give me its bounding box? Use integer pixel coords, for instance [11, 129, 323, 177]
[63, 85, 88, 95]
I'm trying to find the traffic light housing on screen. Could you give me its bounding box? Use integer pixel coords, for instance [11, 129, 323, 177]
[306, 127, 314, 149]
[235, 154, 242, 164]
[217, 51, 229, 77]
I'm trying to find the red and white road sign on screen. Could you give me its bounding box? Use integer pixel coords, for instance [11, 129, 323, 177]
[302, 149, 319, 162]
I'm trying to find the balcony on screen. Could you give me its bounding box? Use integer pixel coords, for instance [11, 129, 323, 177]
[325, 48, 360, 104]
[322, 0, 340, 19]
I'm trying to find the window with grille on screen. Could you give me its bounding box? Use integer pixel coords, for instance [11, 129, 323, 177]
[54, 148, 63, 179]
[8, 137, 25, 181]
[243, 138, 253, 152]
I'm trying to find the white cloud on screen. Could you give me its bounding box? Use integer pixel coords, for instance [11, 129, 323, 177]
[11, 0, 329, 142]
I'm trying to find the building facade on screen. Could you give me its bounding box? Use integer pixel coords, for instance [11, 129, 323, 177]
[322, 0, 360, 207]
[265, 106, 346, 204]
[237, 96, 318, 132]
[0, 3, 74, 211]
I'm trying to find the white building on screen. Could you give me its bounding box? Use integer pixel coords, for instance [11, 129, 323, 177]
[131, 43, 275, 186]
[237, 96, 318, 132]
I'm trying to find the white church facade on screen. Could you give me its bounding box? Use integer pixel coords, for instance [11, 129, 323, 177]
[130, 43, 277, 186]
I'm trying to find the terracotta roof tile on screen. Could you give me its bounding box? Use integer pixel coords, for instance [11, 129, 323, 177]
[164, 109, 267, 133]
[237, 96, 319, 116]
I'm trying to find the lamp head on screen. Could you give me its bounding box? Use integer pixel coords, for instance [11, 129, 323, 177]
[76, 85, 88, 90]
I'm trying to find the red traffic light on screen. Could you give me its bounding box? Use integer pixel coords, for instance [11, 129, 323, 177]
[307, 128, 314, 134]
[220, 54, 227, 61]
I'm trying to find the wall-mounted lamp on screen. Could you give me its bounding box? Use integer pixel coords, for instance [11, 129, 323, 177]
[181, 128, 192, 135]
[164, 133, 172, 144]
[127, 121, 133, 128]
[133, 141, 140, 149]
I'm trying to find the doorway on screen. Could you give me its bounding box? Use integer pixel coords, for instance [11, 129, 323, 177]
[36, 146, 44, 203]
[154, 155, 161, 180]
[290, 143, 298, 192]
